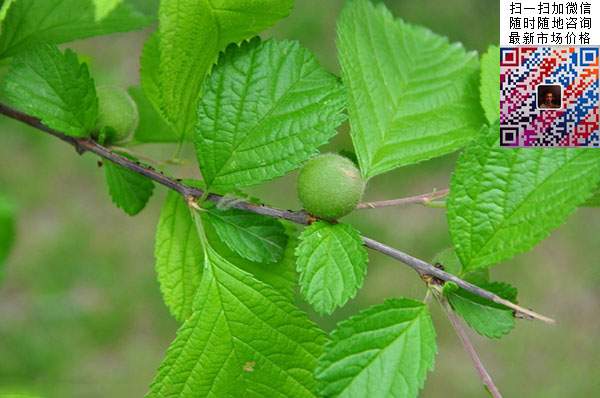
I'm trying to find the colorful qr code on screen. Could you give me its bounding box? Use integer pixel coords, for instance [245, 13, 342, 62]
[500, 46, 599, 147]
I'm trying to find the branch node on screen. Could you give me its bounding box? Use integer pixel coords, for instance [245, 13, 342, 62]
[420, 263, 446, 286]
[306, 213, 319, 225]
[186, 196, 201, 211]
[74, 142, 86, 155]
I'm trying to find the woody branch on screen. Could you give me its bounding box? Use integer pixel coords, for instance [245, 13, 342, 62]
[0, 102, 554, 324]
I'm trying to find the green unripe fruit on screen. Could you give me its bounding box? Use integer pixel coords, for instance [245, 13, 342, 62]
[95, 85, 139, 144]
[298, 153, 365, 220]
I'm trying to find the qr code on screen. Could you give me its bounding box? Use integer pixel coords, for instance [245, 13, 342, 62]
[500, 47, 599, 147]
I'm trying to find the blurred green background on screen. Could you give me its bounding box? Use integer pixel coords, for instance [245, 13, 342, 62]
[1, 0, 599, 397]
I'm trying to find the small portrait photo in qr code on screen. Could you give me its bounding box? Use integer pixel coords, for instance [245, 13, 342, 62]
[537, 84, 563, 110]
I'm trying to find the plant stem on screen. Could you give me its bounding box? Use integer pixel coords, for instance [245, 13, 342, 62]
[423, 289, 433, 304]
[357, 188, 449, 209]
[361, 236, 554, 324]
[433, 289, 503, 398]
[0, 102, 555, 325]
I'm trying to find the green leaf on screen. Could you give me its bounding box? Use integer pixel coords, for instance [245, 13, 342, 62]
[0, 193, 16, 277]
[209, 222, 299, 302]
[197, 38, 346, 192]
[94, 0, 121, 20]
[157, 0, 293, 135]
[139, 33, 163, 119]
[155, 191, 204, 322]
[480, 45, 500, 124]
[129, 86, 178, 143]
[295, 221, 368, 315]
[205, 215, 298, 302]
[155, 191, 298, 321]
[337, 0, 484, 179]
[434, 248, 516, 338]
[0, 0, 152, 58]
[445, 282, 517, 339]
[136, 32, 183, 143]
[448, 121, 600, 270]
[148, 216, 326, 397]
[583, 188, 600, 207]
[203, 205, 288, 264]
[1, 44, 98, 137]
[104, 154, 154, 216]
[316, 298, 436, 398]
[0, 0, 13, 25]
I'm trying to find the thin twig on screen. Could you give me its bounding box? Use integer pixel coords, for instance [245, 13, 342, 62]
[0, 104, 310, 225]
[363, 236, 554, 324]
[432, 288, 503, 398]
[357, 188, 449, 209]
[0, 102, 555, 324]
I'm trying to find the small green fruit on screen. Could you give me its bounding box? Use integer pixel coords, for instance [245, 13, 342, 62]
[298, 153, 365, 220]
[95, 86, 139, 144]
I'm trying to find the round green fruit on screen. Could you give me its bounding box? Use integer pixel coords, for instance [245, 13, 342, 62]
[95, 86, 139, 144]
[297, 153, 365, 220]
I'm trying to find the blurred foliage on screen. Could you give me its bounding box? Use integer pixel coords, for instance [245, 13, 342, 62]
[0, 0, 598, 397]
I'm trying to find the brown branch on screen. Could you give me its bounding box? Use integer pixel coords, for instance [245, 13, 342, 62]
[0, 102, 555, 324]
[0, 104, 310, 226]
[357, 188, 449, 209]
[432, 289, 503, 398]
[363, 236, 554, 323]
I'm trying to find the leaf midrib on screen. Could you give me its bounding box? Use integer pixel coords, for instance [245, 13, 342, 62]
[212, 251, 318, 396]
[207, 46, 315, 188]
